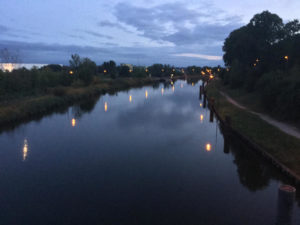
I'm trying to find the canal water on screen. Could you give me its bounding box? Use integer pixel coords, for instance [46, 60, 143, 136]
[0, 80, 299, 225]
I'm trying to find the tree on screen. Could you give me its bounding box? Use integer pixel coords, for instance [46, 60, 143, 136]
[282, 20, 300, 38]
[248, 11, 283, 45]
[69, 54, 81, 72]
[78, 58, 97, 85]
[148, 64, 164, 77]
[119, 65, 130, 77]
[102, 60, 117, 76]
[41, 64, 63, 72]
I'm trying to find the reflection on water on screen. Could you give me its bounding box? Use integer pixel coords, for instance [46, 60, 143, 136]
[0, 79, 299, 225]
[129, 95, 132, 102]
[71, 118, 76, 127]
[206, 143, 212, 152]
[22, 139, 28, 161]
[172, 85, 175, 92]
[200, 114, 204, 122]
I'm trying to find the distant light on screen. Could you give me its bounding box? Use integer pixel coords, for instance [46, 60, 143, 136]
[172, 69, 175, 72]
[145, 68, 148, 72]
[161, 69, 164, 72]
[1, 63, 14, 72]
[210, 75, 214, 79]
[200, 103, 202, 107]
[104, 69, 107, 73]
[284, 55, 289, 60]
[69, 70, 74, 75]
[256, 58, 259, 62]
[129, 69, 133, 73]
[253, 63, 257, 67]
[217, 68, 220, 72]
[104, 102, 108, 112]
[206, 143, 212, 151]
[72, 118, 76, 127]
[226, 68, 229, 72]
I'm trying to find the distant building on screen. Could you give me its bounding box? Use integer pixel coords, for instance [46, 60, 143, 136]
[121, 63, 133, 70]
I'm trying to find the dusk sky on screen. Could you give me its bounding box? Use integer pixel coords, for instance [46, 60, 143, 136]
[1, 0, 299, 66]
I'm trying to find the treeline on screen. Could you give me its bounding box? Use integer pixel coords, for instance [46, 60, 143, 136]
[0, 55, 173, 99]
[0, 50, 222, 100]
[221, 11, 300, 122]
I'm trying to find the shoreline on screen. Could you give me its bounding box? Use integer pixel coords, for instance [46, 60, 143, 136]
[0, 77, 159, 129]
[0, 76, 200, 132]
[205, 80, 300, 184]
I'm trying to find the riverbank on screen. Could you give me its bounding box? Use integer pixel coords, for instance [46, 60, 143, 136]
[206, 80, 300, 181]
[0, 77, 169, 128]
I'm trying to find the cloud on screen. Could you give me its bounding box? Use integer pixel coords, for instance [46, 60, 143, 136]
[98, 20, 130, 33]
[172, 53, 222, 61]
[0, 40, 111, 64]
[113, 2, 242, 46]
[0, 24, 9, 34]
[84, 30, 113, 39]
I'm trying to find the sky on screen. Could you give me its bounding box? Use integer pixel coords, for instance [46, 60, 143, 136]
[0, 0, 299, 66]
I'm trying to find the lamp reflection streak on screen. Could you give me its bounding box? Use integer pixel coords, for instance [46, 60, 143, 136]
[206, 143, 212, 152]
[72, 118, 76, 127]
[23, 139, 28, 161]
[200, 114, 204, 122]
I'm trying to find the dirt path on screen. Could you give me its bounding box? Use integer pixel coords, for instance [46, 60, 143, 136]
[220, 91, 300, 139]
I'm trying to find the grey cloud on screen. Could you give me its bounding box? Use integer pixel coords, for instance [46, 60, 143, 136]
[85, 30, 113, 39]
[164, 23, 239, 45]
[0, 39, 223, 66]
[0, 40, 110, 64]
[0, 24, 9, 34]
[114, 2, 242, 45]
[98, 20, 130, 33]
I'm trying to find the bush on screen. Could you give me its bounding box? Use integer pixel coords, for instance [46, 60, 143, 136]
[52, 86, 67, 96]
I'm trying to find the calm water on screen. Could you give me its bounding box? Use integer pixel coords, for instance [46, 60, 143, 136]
[0, 80, 299, 225]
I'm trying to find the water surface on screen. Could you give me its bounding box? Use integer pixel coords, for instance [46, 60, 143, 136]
[0, 80, 299, 225]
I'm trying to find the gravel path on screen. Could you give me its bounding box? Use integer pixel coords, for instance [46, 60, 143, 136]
[220, 91, 300, 139]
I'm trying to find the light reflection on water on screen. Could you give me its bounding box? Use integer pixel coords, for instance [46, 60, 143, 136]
[22, 139, 28, 161]
[0, 79, 299, 225]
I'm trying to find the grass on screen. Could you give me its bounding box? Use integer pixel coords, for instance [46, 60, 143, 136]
[206, 80, 300, 176]
[0, 77, 160, 127]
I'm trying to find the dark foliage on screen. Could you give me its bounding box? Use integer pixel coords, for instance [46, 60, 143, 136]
[222, 11, 300, 122]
